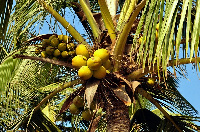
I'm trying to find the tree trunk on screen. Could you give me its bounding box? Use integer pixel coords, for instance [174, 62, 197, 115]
[106, 92, 130, 132]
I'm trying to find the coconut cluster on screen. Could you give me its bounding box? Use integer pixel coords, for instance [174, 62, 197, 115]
[69, 96, 95, 121]
[72, 44, 111, 80]
[35, 35, 76, 60]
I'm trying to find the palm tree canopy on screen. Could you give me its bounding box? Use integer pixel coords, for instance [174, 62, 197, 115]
[0, 0, 200, 131]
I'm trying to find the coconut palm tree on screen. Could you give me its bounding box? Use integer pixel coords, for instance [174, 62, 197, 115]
[0, 0, 200, 131]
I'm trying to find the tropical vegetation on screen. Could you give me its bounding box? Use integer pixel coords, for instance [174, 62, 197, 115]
[0, 0, 200, 131]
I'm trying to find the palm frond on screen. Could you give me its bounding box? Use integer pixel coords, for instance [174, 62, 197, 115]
[140, 73, 198, 116]
[130, 108, 200, 131]
[0, 0, 13, 63]
[19, 109, 62, 131]
[0, 46, 61, 129]
[132, 0, 200, 77]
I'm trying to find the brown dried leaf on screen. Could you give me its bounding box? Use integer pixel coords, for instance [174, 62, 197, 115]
[113, 87, 132, 106]
[87, 115, 102, 132]
[131, 81, 141, 93]
[25, 34, 57, 43]
[85, 79, 100, 109]
[13, 54, 73, 68]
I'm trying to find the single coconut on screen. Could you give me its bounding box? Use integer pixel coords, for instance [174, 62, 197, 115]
[87, 57, 102, 70]
[61, 51, 69, 58]
[46, 46, 54, 55]
[75, 44, 90, 58]
[93, 49, 109, 63]
[53, 49, 61, 57]
[78, 66, 93, 80]
[58, 43, 67, 51]
[58, 35, 63, 42]
[73, 96, 84, 108]
[93, 66, 106, 79]
[63, 35, 71, 43]
[82, 109, 93, 121]
[103, 59, 111, 70]
[72, 55, 87, 69]
[49, 35, 57, 41]
[69, 103, 80, 115]
[51, 38, 59, 47]
[42, 39, 50, 48]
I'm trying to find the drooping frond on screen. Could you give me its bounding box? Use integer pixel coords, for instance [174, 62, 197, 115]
[19, 109, 62, 131]
[140, 73, 198, 116]
[0, 46, 61, 129]
[132, 0, 200, 77]
[130, 108, 200, 131]
[0, 0, 13, 63]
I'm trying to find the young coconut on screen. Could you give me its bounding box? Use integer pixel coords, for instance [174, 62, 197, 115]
[93, 48, 109, 63]
[103, 59, 111, 70]
[72, 55, 87, 69]
[73, 96, 84, 108]
[78, 66, 93, 80]
[58, 43, 67, 51]
[50, 38, 59, 47]
[82, 109, 93, 121]
[61, 51, 69, 58]
[75, 44, 90, 58]
[63, 35, 71, 43]
[87, 57, 102, 70]
[46, 46, 54, 55]
[58, 35, 63, 42]
[49, 35, 57, 41]
[93, 66, 106, 79]
[147, 78, 155, 86]
[69, 103, 80, 115]
[53, 49, 61, 57]
[42, 39, 50, 48]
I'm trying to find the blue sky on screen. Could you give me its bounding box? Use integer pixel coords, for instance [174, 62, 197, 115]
[177, 64, 200, 116]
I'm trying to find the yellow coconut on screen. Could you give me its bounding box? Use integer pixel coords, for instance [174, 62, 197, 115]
[93, 49, 109, 63]
[58, 35, 63, 42]
[87, 57, 102, 70]
[61, 51, 69, 58]
[42, 39, 50, 48]
[75, 44, 90, 58]
[103, 59, 111, 70]
[58, 43, 67, 51]
[72, 55, 87, 69]
[93, 66, 106, 79]
[45, 46, 54, 55]
[49, 35, 57, 41]
[53, 49, 61, 57]
[78, 66, 93, 80]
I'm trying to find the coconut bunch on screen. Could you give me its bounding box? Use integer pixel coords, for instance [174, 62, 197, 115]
[72, 44, 111, 80]
[35, 35, 76, 60]
[69, 96, 96, 121]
